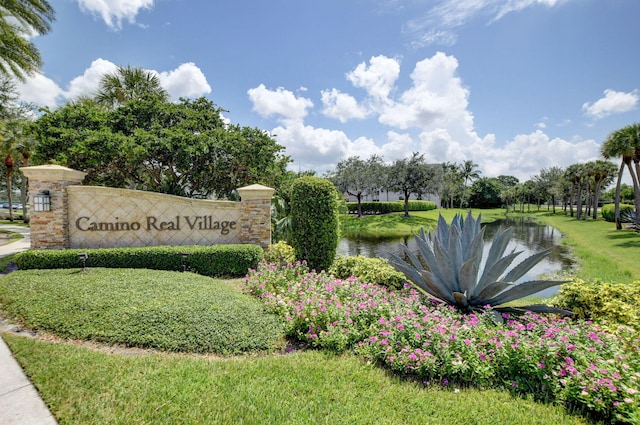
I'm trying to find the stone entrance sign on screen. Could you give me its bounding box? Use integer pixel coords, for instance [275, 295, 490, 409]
[21, 165, 274, 250]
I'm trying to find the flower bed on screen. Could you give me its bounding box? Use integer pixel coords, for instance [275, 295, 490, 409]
[246, 261, 640, 424]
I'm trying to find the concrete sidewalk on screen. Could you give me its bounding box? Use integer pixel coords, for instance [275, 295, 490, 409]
[0, 225, 59, 424]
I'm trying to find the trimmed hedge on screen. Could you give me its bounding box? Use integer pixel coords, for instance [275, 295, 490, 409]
[601, 203, 635, 222]
[14, 244, 263, 277]
[290, 177, 340, 272]
[346, 201, 437, 215]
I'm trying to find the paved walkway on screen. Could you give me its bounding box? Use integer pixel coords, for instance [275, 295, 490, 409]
[0, 225, 58, 425]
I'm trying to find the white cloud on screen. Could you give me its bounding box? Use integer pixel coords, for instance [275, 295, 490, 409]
[66, 58, 119, 99]
[582, 89, 639, 120]
[320, 89, 369, 122]
[378, 52, 473, 134]
[346, 55, 400, 101]
[247, 84, 313, 124]
[270, 122, 352, 171]
[249, 52, 600, 180]
[76, 0, 154, 29]
[16, 60, 212, 107]
[16, 73, 65, 107]
[158, 62, 212, 100]
[405, 0, 573, 47]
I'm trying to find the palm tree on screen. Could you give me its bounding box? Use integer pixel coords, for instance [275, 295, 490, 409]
[564, 163, 585, 219]
[17, 132, 36, 223]
[0, 0, 55, 80]
[590, 160, 616, 220]
[95, 66, 169, 107]
[0, 122, 19, 221]
[458, 160, 480, 209]
[602, 124, 640, 228]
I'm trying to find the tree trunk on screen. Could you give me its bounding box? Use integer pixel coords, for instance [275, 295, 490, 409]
[404, 189, 410, 218]
[20, 156, 29, 223]
[576, 183, 583, 220]
[625, 160, 640, 226]
[613, 161, 624, 229]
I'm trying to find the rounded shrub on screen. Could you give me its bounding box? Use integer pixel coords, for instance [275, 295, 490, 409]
[329, 255, 407, 290]
[552, 278, 640, 330]
[290, 176, 340, 272]
[264, 241, 296, 264]
[601, 203, 635, 222]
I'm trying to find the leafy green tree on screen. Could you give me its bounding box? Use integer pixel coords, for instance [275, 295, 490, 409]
[95, 66, 169, 107]
[290, 176, 339, 271]
[387, 152, 441, 218]
[0, 0, 55, 80]
[331, 155, 384, 218]
[467, 177, 503, 208]
[533, 167, 563, 213]
[32, 96, 289, 199]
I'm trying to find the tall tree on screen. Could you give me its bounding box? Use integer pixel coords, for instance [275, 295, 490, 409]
[439, 162, 461, 208]
[589, 160, 616, 220]
[33, 96, 289, 199]
[602, 124, 640, 228]
[0, 0, 55, 80]
[95, 66, 169, 107]
[458, 159, 481, 208]
[331, 155, 384, 218]
[387, 152, 441, 218]
[534, 167, 564, 213]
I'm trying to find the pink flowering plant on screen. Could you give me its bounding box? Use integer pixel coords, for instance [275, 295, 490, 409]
[246, 261, 640, 423]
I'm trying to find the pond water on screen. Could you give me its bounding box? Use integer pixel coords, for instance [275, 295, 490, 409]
[337, 216, 575, 298]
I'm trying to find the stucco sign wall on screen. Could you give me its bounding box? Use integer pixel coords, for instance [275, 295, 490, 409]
[67, 186, 242, 249]
[21, 165, 274, 250]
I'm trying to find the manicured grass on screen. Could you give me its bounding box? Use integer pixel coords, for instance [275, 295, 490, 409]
[3, 335, 589, 425]
[340, 208, 504, 238]
[532, 211, 640, 283]
[0, 268, 284, 354]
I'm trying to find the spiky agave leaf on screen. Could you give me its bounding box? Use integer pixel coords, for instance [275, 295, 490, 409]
[389, 212, 572, 319]
[484, 279, 569, 306]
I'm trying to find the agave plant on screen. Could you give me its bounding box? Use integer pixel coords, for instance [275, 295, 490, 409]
[389, 212, 573, 321]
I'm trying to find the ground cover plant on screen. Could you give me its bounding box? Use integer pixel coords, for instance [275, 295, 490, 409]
[246, 261, 640, 424]
[0, 268, 284, 354]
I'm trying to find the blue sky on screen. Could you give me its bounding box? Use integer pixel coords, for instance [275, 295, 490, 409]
[17, 0, 640, 182]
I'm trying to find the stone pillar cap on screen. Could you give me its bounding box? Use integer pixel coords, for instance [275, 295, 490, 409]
[237, 184, 275, 200]
[21, 165, 87, 182]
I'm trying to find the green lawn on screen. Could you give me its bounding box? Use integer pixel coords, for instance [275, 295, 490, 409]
[3, 333, 590, 425]
[340, 207, 504, 238]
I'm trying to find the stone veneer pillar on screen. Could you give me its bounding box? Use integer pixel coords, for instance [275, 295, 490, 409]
[237, 184, 275, 249]
[21, 165, 87, 249]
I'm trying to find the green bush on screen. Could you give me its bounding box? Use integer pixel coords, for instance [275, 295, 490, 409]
[552, 278, 640, 330]
[14, 244, 263, 277]
[290, 176, 340, 272]
[264, 241, 296, 264]
[328, 255, 406, 290]
[601, 203, 635, 222]
[345, 201, 436, 215]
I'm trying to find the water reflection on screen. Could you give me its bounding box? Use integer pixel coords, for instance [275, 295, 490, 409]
[337, 216, 575, 297]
